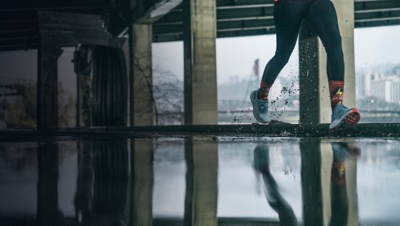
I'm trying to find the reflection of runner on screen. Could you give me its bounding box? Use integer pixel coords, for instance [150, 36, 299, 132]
[330, 142, 360, 226]
[253, 144, 298, 226]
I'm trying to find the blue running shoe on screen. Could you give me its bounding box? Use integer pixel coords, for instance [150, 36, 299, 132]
[250, 90, 269, 123]
[329, 103, 360, 129]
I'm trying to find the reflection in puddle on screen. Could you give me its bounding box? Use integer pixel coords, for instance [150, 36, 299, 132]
[1, 138, 400, 225]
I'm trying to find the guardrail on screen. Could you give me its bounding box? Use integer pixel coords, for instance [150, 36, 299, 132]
[156, 109, 400, 124]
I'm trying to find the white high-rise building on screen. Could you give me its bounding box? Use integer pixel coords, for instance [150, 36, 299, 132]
[374, 79, 391, 102]
[390, 80, 400, 104]
[370, 76, 400, 103]
[358, 71, 400, 104]
[359, 72, 384, 98]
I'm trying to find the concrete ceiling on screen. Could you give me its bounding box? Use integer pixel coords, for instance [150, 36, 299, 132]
[0, 0, 112, 52]
[1, 0, 399, 51]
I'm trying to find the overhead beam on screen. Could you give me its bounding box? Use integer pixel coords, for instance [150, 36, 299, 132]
[356, 8, 400, 20]
[38, 11, 125, 48]
[134, 0, 183, 23]
[38, 11, 104, 26]
[0, 0, 107, 11]
[217, 0, 272, 7]
[355, 17, 400, 28]
[217, 7, 274, 20]
[0, 28, 35, 35]
[0, 37, 37, 49]
[355, 0, 400, 11]
[153, 27, 277, 42]
[154, 18, 275, 34]
[0, 44, 38, 52]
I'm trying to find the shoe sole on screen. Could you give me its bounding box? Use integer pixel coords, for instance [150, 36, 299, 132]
[250, 91, 269, 124]
[329, 108, 361, 130]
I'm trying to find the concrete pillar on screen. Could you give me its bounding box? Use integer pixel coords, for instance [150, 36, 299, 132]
[299, 0, 355, 124]
[37, 144, 60, 225]
[184, 138, 218, 226]
[37, 40, 62, 129]
[74, 142, 94, 221]
[345, 145, 359, 226]
[320, 142, 333, 226]
[75, 46, 92, 127]
[183, 0, 218, 125]
[131, 140, 153, 226]
[130, 24, 154, 126]
[335, 0, 356, 112]
[184, 139, 194, 226]
[301, 138, 324, 226]
[77, 73, 92, 127]
[299, 22, 321, 126]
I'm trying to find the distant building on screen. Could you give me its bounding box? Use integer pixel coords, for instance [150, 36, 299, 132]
[374, 79, 390, 102]
[359, 71, 400, 103]
[388, 78, 400, 103]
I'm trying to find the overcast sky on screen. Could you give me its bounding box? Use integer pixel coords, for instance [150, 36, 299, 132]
[153, 25, 400, 84]
[0, 25, 399, 92]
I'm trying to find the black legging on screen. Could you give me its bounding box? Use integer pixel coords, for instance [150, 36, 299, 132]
[262, 0, 344, 85]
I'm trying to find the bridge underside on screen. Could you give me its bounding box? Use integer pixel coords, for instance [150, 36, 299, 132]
[1, 0, 399, 51]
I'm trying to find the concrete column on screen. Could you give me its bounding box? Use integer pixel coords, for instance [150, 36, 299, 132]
[183, 0, 218, 125]
[345, 145, 359, 226]
[75, 46, 92, 127]
[301, 138, 324, 226]
[184, 139, 194, 226]
[299, 1, 355, 124]
[320, 142, 333, 226]
[299, 22, 320, 126]
[131, 140, 153, 226]
[131, 24, 154, 126]
[335, 0, 356, 111]
[74, 142, 94, 221]
[37, 144, 60, 225]
[184, 139, 218, 226]
[37, 40, 62, 129]
[77, 73, 92, 127]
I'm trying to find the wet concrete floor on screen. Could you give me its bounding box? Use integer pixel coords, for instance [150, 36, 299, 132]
[1, 126, 400, 225]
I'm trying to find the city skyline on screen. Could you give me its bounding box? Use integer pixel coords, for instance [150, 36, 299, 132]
[153, 25, 400, 84]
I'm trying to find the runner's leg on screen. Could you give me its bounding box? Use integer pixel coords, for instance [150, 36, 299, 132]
[261, 0, 309, 86]
[305, 0, 344, 81]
